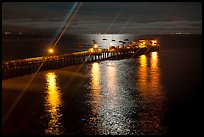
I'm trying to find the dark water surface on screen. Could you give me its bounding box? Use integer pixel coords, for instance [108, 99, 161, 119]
[2, 34, 202, 135]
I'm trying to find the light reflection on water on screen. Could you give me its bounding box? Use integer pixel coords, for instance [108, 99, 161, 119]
[43, 72, 64, 135]
[138, 51, 163, 99]
[137, 52, 166, 135]
[2, 35, 201, 135]
[89, 61, 134, 135]
[138, 55, 148, 92]
[90, 62, 101, 114]
[150, 52, 162, 95]
[97, 62, 122, 134]
[87, 51, 166, 135]
[40, 51, 165, 135]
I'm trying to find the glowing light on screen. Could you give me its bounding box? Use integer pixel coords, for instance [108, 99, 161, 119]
[151, 40, 157, 46]
[89, 48, 94, 52]
[91, 62, 101, 113]
[51, 2, 81, 49]
[93, 44, 98, 48]
[98, 48, 102, 52]
[48, 48, 54, 54]
[140, 55, 147, 67]
[44, 72, 64, 135]
[138, 40, 147, 48]
[151, 51, 158, 60]
[150, 51, 161, 95]
[4, 31, 11, 35]
[138, 44, 146, 48]
[137, 52, 165, 133]
[137, 54, 148, 93]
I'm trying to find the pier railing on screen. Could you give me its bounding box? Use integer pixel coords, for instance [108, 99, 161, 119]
[2, 46, 159, 80]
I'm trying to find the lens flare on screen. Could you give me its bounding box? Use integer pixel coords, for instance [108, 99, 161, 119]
[51, 2, 81, 49]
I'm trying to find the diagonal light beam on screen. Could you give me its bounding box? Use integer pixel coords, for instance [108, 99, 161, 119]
[3, 2, 81, 124]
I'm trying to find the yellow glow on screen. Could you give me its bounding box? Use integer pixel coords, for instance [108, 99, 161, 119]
[93, 44, 98, 48]
[48, 48, 54, 54]
[44, 72, 64, 135]
[150, 51, 160, 95]
[138, 45, 146, 48]
[151, 40, 157, 46]
[137, 52, 162, 96]
[137, 52, 165, 132]
[91, 63, 101, 113]
[137, 55, 148, 91]
[138, 40, 147, 48]
[98, 48, 102, 52]
[89, 48, 94, 52]
[140, 55, 147, 69]
[92, 63, 100, 90]
[151, 51, 158, 61]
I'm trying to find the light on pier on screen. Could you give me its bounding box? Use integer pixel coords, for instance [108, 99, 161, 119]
[93, 44, 98, 48]
[48, 48, 54, 54]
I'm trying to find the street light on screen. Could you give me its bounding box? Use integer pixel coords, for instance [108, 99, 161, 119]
[48, 48, 54, 54]
[48, 48, 54, 59]
[93, 44, 98, 49]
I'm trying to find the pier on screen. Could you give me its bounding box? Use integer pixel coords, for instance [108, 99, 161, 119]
[2, 45, 159, 80]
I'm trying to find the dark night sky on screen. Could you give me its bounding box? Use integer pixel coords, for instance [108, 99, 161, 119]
[2, 2, 202, 34]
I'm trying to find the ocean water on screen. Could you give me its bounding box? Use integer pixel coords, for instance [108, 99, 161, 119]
[2, 34, 202, 135]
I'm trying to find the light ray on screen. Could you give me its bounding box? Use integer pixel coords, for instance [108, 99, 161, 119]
[118, 16, 132, 34]
[3, 2, 81, 124]
[104, 8, 122, 34]
[50, 2, 79, 46]
[52, 2, 81, 49]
